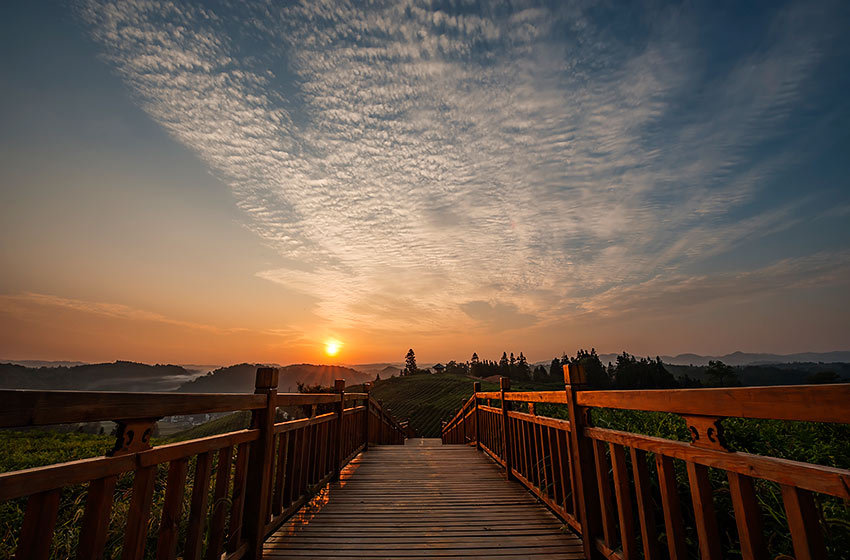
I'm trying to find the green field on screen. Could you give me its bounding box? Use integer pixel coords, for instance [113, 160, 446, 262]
[353, 372, 499, 437]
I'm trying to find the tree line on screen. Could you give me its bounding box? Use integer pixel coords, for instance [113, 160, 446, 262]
[399, 347, 753, 389]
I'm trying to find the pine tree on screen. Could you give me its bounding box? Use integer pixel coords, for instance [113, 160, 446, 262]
[404, 349, 417, 376]
[499, 352, 509, 375]
[549, 358, 561, 378]
[517, 352, 530, 379]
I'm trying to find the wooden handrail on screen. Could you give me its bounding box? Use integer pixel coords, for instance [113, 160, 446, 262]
[0, 368, 407, 560]
[0, 389, 379, 428]
[442, 372, 850, 560]
[576, 383, 850, 423]
[0, 390, 266, 427]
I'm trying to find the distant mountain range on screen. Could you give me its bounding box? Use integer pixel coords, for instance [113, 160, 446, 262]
[617, 351, 850, 367]
[0, 361, 372, 393]
[526, 350, 850, 368]
[176, 363, 373, 393]
[0, 361, 196, 391]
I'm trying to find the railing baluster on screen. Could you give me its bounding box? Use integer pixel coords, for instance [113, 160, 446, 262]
[122, 465, 156, 560]
[272, 433, 288, 516]
[592, 439, 618, 549]
[554, 429, 568, 514]
[155, 459, 189, 560]
[205, 446, 233, 560]
[686, 461, 722, 560]
[781, 484, 827, 560]
[78, 476, 117, 560]
[226, 441, 250, 553]
[499, 377, 513, 479]
[15, 489, 60, 560]
[334, 379, 346, 480]
[185, 452, 212, 560]
[610, 443, 637, 560]
[655, 455, 687, 560]
[728, 472, 768, 560]
[630, 447, 659, 560]
[283, 428, 298, 507]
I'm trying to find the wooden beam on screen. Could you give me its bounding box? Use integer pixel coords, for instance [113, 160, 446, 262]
[576, 384, 850, 424]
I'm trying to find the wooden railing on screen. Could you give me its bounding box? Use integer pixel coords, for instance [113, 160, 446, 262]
[442, 366, 850, 560]
[0, 368, 405, 560]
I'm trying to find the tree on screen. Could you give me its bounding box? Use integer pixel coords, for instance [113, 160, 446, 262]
[549, 358, 561, 378]
[571, 348, 609, 388]
[806, 371, 841, 384]
[516, 352, 530, 380]
[499, 352, 509, 375]
[470, 353, 481, 377]
[532, 365, 547, 382]
[610, 352, 677, 389]
[404, 349, 417, 376]
[705, 360, 739, 387]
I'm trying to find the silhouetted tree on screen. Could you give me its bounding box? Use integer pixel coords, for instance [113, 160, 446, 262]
[570, 348, 610, 388]
[610, 353, 677, 389]
[532, 365, 548, 381]
[404, 349, 417, 376]
[806, 371, 841, 384]
[704, 360, 740, 387]
[549, 358, 562, 378]
[516, 352, 530, 380]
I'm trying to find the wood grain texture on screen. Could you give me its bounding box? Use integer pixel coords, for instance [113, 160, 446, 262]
[781, 485, 827, 560]
[77, 475, 117, 560]
[654, 455, 687, 560]
[263, 440, 582, 559]
[727, 472, 767, 560]
[15, 489, 60, 560]
[122, 466, 156, 560]
[576, 383, 850, 424]
[686, 462, 721, 560]
[155, 460, 189, 560]
[0, 390, 265, 427]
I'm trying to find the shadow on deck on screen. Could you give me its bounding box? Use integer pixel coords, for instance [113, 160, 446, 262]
[264, 439, 582, 559]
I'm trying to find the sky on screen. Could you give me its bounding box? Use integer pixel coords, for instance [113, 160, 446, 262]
[1, 0, 849, 366]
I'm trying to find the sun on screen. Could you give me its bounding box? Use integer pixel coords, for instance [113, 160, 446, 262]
[324, 339, 342, 357]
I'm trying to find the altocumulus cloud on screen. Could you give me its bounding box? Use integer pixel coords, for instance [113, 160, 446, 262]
[79, 0, 848, 331]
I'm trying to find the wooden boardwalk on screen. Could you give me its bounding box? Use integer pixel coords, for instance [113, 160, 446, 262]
[264, 438, 583, 559]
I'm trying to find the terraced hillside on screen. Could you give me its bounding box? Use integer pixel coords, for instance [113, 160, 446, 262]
[354, 373, 499, 438]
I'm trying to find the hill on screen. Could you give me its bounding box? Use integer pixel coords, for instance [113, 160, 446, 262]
[352, 372, 499, 438]
[177, 363, 373, 393]
[0, 361, 197, 392]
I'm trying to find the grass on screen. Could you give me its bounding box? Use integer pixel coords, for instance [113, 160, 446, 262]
[352, 372, 499, 437]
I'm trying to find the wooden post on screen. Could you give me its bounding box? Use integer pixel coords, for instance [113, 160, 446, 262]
[499, 377, 514, 480]
[565, 363, 602, 560]
[473, 382, 481, 450]
[333, 379, 345, 480]
[363, 382, 372, 451]
[242, 367, 278, 560]
[461, 397, 467, 443]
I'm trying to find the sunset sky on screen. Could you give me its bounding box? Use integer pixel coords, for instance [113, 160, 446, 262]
[1, 1, 849, 366]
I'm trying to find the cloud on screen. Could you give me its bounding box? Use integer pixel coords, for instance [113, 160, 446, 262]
[0, 292, 303, 340]
[459, 300, 537, 332]
[578, 252, 850, 318]
[77, 0, 842, 332]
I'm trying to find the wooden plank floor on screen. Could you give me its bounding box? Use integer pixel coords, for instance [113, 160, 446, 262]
[263, 438, 583, 559]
